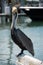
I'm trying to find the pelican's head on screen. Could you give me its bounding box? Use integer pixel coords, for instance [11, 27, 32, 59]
[12, 7, 17, 14]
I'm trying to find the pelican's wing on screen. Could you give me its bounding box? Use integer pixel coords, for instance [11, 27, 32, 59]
[17, 29, 34, 56]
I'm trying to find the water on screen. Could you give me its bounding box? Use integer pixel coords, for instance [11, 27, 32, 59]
[0, 21, 43, 65]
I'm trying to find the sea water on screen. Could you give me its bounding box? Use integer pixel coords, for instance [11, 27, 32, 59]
[0, 21, 43, 65]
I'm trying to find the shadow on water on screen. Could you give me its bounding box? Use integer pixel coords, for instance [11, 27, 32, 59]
[27, 21, 43, 27]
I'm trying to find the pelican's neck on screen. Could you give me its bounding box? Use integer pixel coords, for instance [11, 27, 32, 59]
[11, 13, 18, 29]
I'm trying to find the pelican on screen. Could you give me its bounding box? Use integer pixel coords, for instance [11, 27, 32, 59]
[11, 7, 34, 57]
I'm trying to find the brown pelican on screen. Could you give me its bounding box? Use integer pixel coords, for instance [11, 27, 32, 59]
[11, 7, 34, 57]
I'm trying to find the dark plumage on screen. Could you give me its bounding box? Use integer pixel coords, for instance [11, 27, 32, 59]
[11, 11, 34, 57]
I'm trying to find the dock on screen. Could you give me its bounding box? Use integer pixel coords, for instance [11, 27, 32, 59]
[0, 13, 11, 24]
[0, 13, 10, 16]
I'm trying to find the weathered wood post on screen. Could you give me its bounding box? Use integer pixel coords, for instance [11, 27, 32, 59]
[1, 0, 7, 24]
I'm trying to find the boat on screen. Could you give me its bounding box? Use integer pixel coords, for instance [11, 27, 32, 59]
[19, 7, 43, 21]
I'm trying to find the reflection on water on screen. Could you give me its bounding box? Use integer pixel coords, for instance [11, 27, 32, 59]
[0, 26, 10, 65]
[0, 21, 43, 65]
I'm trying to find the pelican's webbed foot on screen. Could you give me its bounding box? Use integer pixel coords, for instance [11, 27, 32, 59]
[16, 50, 23, 57]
